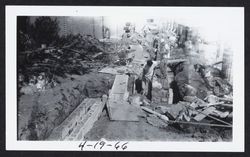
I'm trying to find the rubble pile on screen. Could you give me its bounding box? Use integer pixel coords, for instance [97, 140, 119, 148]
[138, 58, 233, 141]
[161, 95, 232, 123]
[173, 61, 233, 100]
[140, 93, 232, 141]
[97, 20, 233, 141]
[18, 34, 115, 95]
[118, 21, 233, 141]
[57, 34, 105, 53]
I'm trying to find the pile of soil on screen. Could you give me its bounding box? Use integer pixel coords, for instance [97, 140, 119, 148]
[175, 61, 209, 100]
[18, 34, 116, 98]
[18, 72, 114, 140]
[84, 75, 114, 98]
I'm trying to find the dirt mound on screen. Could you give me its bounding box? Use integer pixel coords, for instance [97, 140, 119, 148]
[18, 34, 116, 98]
[174, 62, 209, 100]
[84, 75, 114, 98]
[18, 78, 86, 140]
[18, 72, 114, 140]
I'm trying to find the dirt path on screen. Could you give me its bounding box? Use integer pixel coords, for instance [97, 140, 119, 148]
[84, 110, 197, 141]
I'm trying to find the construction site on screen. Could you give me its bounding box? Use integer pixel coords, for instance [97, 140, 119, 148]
[17, 16, 233, 142]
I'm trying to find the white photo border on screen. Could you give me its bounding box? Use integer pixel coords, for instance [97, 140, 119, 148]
[5, 6, 245, 152]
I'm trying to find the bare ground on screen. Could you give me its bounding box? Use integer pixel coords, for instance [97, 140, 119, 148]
[84, 109, 231, 142]
[18, 72, 114, 140]
[18, 71, 232, 141]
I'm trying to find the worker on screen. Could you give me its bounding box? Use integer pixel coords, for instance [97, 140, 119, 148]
[142, 59, 159, 101]
[152, 38, 159, 61]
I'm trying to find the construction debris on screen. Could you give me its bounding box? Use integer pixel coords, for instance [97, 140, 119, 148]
[97, 25, 233, 137]
[146, 114, 169, 128]
[18, 34, 115, 95]
[18, 17, 233, 142]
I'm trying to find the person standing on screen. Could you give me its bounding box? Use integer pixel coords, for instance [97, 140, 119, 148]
[142, 60, 159, 101]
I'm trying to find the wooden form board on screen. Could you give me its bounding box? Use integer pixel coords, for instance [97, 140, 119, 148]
[167, 58, 187, 64]
[47, 98, 101, 140]
[64, 97, 107, 141]
[110, 74, 129, 96]
[107, 74, 139, 121]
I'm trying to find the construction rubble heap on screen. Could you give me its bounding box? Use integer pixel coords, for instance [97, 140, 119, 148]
[18, 34, 115, 95]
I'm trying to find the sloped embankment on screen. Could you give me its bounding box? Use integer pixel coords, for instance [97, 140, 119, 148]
[18, 73, 114, 140]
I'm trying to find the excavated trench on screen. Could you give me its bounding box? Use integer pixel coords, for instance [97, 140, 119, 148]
[17, 72, 115, 140]
[170, 80, 182, 104]
[17, 52, 232, 141]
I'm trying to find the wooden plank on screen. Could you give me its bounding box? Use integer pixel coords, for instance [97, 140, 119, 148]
[168, 88, 173, 104]
[167, 58, 187, 64]
[193, 107, 216, 121]
[107, 74, 140, 121]
[110, 74, 129, 94]
[109, 92, 129, 101]
[141, 106, 231, 128]
[141, 106, 169, 121]
[105, 44, 147, 121]
[184, 104, 232, 126]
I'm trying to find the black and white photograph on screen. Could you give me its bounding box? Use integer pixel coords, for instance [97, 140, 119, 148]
[5, 6, 244, 151]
